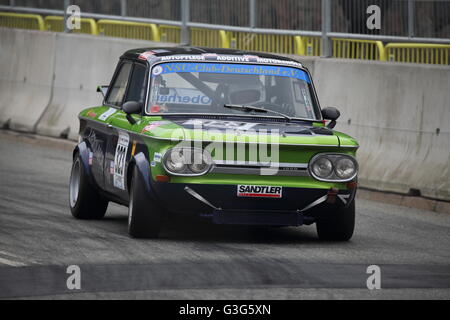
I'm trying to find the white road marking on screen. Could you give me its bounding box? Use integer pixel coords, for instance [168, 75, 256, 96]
[0, 257, 26, 267]
[0, 250, 22, 259]
[0, 250, 37, 265]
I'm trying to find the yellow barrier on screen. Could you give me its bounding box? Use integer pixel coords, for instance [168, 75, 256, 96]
[333, 38, 386, 61]
[3, 11, 450, 65]
[296, 36, 321, 56]
[159, 25, 180, 43]
[227, 31, 298, 54]
[97, 19, 159, 41]
[44, 16, 98, 35]
[385, 43, 450, 65]
[190, 27, 229, 48]
[0, 12, 45, 31]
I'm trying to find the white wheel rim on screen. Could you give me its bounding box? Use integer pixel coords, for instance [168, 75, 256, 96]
[69, 159, 81, 208]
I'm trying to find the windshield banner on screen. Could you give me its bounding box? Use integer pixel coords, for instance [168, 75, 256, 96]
[151, 62, 310, 83]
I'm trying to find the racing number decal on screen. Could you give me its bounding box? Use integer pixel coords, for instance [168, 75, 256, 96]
[113, 132, 129, 190]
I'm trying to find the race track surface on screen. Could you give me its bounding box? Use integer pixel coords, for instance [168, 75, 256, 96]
[0, 130, 449, 299]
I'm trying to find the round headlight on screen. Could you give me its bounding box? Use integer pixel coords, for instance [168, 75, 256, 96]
[164, 149, 186, 173]
[188, 150, 211, 174]
[312, 157, 333, 178]
[335, 157, 356, 179]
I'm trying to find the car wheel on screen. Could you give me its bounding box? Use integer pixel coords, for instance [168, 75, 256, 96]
[69, 153, 108, 219]
[128, 166, 163, 238]
[316, 200, 355, 241]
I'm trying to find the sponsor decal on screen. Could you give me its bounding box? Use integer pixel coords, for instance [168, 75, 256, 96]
[153, 152, 162, 163]
[183, 119, 258, 131]
[113, 132, 129, 190]
[138, 51, 155, 60]
[109, 161, 114, 174]
[150, 161, 156, 167]
[160, 55, 206, 61]
[237, 185, 282, 198]
[86, 129, 104, 165]
[156, 55, 302, 68]
[141, 121, 167, 133]
[98, 107, 116, 121]
[87, 110, 97, 118]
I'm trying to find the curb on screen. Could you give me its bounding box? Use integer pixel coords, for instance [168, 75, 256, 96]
[357, 189, 450, 214]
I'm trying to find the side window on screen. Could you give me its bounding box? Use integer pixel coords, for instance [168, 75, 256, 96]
[124, 64, 147, 104]
[106, 62, 132, 106]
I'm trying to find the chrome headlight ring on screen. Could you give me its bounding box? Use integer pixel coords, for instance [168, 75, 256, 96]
[308, 153, 358, 182]
[162, 147, 212, 176]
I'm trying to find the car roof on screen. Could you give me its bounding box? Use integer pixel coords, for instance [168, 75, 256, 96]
[121, 46, 305, 68]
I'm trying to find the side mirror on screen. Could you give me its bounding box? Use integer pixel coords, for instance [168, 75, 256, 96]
[96, 85, 108, 98]
[321, 107, 340, 129]
[122, 101, 143, 124]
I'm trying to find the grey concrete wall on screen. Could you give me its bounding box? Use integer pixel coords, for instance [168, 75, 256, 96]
[311, 59, 450, 201]
[0, 28, 449, 201]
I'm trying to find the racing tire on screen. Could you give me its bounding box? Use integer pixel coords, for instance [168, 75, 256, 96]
[69, 153, 108, 219]
[128, 166, 163, 238]
[316, 200, 355, 241]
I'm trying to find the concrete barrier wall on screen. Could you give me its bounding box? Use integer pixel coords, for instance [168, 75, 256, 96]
[0, 28, 55, 132]
[0, 28, 449, 201]
[312, 59, 450, 201]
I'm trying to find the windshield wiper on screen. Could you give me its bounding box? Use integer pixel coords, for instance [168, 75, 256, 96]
[223, 104, 292, 122]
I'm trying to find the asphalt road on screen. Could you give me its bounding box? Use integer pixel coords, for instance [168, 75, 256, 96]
[0, 129, 449, 299]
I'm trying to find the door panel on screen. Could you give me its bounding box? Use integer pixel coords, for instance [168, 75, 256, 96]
[104, 62, 148, 200]
[82, 119, 110, 190]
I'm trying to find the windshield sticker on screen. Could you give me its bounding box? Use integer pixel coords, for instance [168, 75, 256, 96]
[183, 119, 258, 131]
[156, 55, 302, 67]
[160, 55, 206, 61]
[98, 107, 117, 121]
[152, 63, 310, 83]
[155, 88, 211, 105]
[152, 65, 163, 76]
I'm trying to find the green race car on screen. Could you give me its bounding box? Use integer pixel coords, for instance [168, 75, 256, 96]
[69, 47, 359, 241]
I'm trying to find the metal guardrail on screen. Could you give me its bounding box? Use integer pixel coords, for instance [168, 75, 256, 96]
[386, 43, 450, 65]
[97, 19, 159, 41]
[159, 24, 180, 43]
[333, 39, 386, 61]
[190, 27, 229, 48]
[44, 15, 98, 35]
[1, 4, 450, 66]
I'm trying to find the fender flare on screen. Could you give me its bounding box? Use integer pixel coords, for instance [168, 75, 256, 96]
[73, 141, 92, 176]
[130, 152, 159, 202]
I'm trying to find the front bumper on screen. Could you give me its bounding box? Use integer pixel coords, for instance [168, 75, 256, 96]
[150, 180, 357, 226]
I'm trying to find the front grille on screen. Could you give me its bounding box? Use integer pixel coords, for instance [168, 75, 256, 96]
[211, 161, 309, 177]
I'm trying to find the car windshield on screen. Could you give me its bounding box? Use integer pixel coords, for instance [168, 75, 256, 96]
[146, 62, 319, 120]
